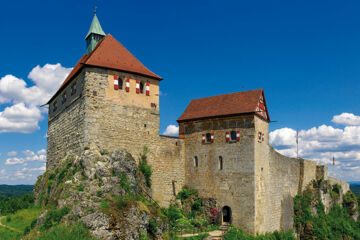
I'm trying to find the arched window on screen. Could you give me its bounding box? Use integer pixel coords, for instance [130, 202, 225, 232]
[140, 82, 144, 94]
[206, 133, 212, 143]
[118, 78, 123, 90]
[194, 156, 198, 167]
[219, 156, 223, 170]
[230, 131, 237, 141]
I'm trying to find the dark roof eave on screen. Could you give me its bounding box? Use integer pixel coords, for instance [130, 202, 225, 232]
[46, 63, 162, 105]
[83, 64, 162, 81]
[177, 111, 266, 123]
[46, 64, 85, 104]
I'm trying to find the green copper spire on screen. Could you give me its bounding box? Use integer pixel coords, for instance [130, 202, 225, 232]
[85, 7, 106, 54]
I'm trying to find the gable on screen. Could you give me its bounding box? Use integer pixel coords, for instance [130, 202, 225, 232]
[177, 89, 270, 122]
[47, 34, 161, 104]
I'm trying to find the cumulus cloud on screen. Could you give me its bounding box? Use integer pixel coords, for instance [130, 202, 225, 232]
[270, 114, 360, 181]
[0, 63, 72, 133]
[5, 149, 46, 165]
[0, 103, 42, 133]
[332, 113, 360, 126]
[163, 125, 179, 136]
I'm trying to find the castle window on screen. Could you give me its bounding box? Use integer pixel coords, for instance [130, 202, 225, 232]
[219, 156, 223, 170]
[61, 93, 67, 104]
[206, 133, 212, 142]
[194, 156, 198, 167]
[71, 82, 77, 96]
[230, 131, 237, 141]
[118, 78, 123, 90]
[53, 101, 58, 112]
[140, 82, 144, 94]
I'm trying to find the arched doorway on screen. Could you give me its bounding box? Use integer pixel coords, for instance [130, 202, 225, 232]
[222, 206, 232, 223]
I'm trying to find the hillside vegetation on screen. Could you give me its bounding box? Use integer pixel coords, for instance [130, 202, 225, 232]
[0, 185, 33, 198]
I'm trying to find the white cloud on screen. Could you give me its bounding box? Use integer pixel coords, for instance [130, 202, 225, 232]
[7, 151, 17, 157]
[332, 113, 360, 126]
[270, 113, 360, 181]
[28, 63, 72, 101]
[0, 63, 72, 133]
[0, 103, 42, 133]
[163, 125, 179, 136]
[5, 157, 25, 165]
[5, 149, 46, 165]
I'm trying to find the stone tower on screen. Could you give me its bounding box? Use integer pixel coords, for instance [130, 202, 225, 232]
[47, 12, 163, 168]
[47, 12, 185, 207]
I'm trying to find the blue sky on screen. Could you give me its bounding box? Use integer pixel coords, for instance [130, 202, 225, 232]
[0, 0, 360, 184]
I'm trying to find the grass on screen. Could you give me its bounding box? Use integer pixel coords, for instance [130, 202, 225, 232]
[35, 223, 98, 240]
[1, 207, 42, 232]
[0, 225, 22, 240]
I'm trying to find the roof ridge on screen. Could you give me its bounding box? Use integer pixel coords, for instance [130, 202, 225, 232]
[190, 89, 263, 102]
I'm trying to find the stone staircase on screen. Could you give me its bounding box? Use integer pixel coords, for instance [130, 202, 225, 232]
[205, 223, 230, 240]
[219, 222, 230, 232]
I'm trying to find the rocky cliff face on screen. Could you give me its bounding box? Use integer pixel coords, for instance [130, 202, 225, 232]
[34, 149, 168, 240]
[294, 179, 359, 239]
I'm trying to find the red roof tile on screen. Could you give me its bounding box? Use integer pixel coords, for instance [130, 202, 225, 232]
[177, 89, 270, 122]
[48, 34, 161, 103]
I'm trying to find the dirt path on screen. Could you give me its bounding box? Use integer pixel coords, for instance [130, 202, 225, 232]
[178, 230, 223, 238]
[0, 216, 22, 233]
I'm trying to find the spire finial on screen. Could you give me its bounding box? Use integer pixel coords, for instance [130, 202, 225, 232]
[94, 6, 97, 15]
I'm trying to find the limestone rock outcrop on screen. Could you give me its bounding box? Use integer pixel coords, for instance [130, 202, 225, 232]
[34, 149, 168, 240]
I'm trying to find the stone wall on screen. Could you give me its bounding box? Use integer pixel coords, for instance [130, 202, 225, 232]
[180, 115, 257, 234]
[152, 136, 185, 206]
[255, 144, 323, 234]
[81, 67, 184, 207]
[47, 71, 86, 169]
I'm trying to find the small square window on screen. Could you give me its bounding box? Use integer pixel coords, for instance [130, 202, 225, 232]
[71, 82, 77, 96]
[194, 156, 198, 167]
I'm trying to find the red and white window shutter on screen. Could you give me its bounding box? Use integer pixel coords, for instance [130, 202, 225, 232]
[136, 80, 140, 94]
[126, 78, 130, 92]
[113, 75, 119, 90]
[146, 82, 150, 96]
[262, 133, 264, 142]
[202, 134, 206, 143]
[225, 132, 230, 142]
[210, 133, 214, 142]
[258, 131, 262, 141]
[236, 131, 240, 141]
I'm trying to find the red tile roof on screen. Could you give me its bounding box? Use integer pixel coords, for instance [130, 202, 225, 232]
[177, 89, 270, 122]
[48, 34, 161, 103]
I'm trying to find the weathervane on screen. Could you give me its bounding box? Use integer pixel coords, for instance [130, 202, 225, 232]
[94, 6, 98, 14]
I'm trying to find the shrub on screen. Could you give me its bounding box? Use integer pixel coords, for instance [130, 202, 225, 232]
[39, 207, 70, 231]
[101, 199, 110, 210]
[119, 172, 132, 192]
[192, 199, 202, 212]
[138, 146, 152, 188]
[176, 186, 198, 204]
[147, 218, 158, 235]
[96, 190, 102, 197]
[30, 218, 37, 229]
[116, 197, 129, 209]
[165, 205, 183, 223]
[77, 185, 84, 192]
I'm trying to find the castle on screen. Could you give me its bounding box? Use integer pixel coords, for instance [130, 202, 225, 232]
[46, 13, 347, 234]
